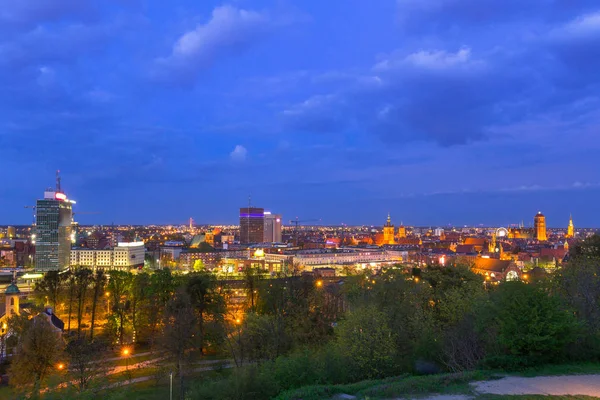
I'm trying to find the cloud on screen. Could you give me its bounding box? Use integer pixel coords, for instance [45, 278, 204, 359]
[154, 5, 280, 84]
[230, 145, 248, 162]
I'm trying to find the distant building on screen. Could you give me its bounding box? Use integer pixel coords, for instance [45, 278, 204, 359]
[534, 212, 547, 241]
[566, 215, 574, 238]
[70, 242, 145, 270]
[35, 185, 75, 272]
[382, 214, 395, 245]
[434, 227, 445, 237]
[6, 227, 15, 239]
[264, 212, 282, 243]
[397, 224, 406, 239]
[239, 207, 264, 244]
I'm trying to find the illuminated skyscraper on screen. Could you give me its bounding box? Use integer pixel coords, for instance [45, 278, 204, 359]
[264, 212, 282, 243]
[35, 174, 75, 272]
[566, 215, 574, 238]
[239, 207, 264, 244]
[534, 211, 547, 242]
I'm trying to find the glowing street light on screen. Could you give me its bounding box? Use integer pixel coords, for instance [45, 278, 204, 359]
[57, 363, 65, 370]
[316, 280, 323, 288]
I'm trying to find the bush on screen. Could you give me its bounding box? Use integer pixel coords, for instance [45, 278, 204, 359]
[186, 365, 278, 400]
[478, 281, 578, 369]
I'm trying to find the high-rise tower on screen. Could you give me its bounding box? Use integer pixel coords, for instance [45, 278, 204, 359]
[35, 172, 74, 272]
[382, 213, 396, 245]
[264, 212, 282, 243]
[239, 207, 264, 244]
[534, 211, 547, 242]
[566, 215, 574, 238]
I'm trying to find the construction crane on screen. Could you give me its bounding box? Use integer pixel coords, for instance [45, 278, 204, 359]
[289, 217, 321, 246]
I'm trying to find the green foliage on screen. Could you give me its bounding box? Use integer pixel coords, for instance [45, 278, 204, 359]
[336, 305, 396, 379]
[186, 365, 279, 400]
[479, 281, 578, 369]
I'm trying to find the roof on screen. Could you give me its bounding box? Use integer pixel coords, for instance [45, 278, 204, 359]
[464, 238, 486, 246]
[455, 244, 476, 254]
[5, 283, 20, 295]
[472, 258, 512, 272]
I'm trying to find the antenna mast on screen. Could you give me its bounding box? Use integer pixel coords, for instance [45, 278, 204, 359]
[56, 170, 62, 192]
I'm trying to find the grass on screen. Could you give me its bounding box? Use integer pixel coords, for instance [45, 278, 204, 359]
[275, 370, 498, 400]
[512, 363, 600, 377]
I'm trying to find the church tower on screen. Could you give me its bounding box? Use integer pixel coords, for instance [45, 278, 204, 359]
[5, 282, 20, 317]
[397, 223, 406, 239]
[566, 215, 574, 238]
[534, 212, 547, 241]
[383, 214, 396, 245]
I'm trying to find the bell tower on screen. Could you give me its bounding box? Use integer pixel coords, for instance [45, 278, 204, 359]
[383, 213, 396, 245]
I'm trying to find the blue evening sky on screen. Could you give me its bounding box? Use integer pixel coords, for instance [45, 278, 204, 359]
[1, 0, 600, 227]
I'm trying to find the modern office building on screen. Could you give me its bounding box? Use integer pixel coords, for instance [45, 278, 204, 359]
[534, 211, 547, 241]
[35, 186, 74, 272]
[264, 212, 282, 243]
[239, 207, 264, 244]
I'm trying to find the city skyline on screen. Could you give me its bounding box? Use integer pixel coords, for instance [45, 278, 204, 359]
[2, 1, 600, 225]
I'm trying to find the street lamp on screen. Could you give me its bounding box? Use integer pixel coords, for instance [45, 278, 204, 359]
[57, 363, 65, 371]
[122, 348, 131, 373]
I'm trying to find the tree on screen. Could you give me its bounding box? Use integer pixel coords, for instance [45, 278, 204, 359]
[243, 266, 261, 311]
[336, 305, 396, 379]
[34, 271, 62, 312]
[130, 272, 152, 344]
[63, 271, 77, 333]
[479, 281, 577, 368]
[89, 270, 107, 341]
[9, 316, 64, 394]
[161, 289, 196, 400]
[66, 337, 110, 391]
[192, 259, 205, 271]
[74, 268, 93, 337]
[107, 271, 132, 344]
[185, 272, 225, 354]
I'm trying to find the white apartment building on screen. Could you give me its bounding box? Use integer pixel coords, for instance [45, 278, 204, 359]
[70, 242, 145, 270]
[264, 248, 405, 270]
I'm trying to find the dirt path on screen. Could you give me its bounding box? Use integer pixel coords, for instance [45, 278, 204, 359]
[472, 374, 600, 396]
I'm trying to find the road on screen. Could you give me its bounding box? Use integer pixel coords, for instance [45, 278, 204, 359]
[472, 374, 600, 396]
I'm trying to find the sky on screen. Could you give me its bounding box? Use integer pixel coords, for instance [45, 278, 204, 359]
[1, 0, 600, 227]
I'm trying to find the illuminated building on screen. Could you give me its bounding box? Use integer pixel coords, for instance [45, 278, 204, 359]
[35, 176, 74, 272]
[397, 224, 406, 238]
[264, 212, 282, 243]
[6, 227, 15, 239]
[534, 211, 547, 241]
[566, 215, 574, 238]
[239, 207, 264, 244]
[382, 214, 396, 245]
[70, 242, 145, 270]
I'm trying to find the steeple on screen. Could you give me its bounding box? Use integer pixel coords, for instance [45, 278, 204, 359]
[567, 214, 574, 238]
[386, 213, 391, 226]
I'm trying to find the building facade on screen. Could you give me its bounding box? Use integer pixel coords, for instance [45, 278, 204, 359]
[239, 207, 264, 244]
[382, 214, 395, 245]
[70, 242, 145, 270]
[534, 212, 547, 241]
[567, 215, 574, 238]
[35, 191, 74, 272]
[264, 212, 282, 243]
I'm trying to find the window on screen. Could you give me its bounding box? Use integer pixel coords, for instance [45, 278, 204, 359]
[10, 297, 14, 306]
